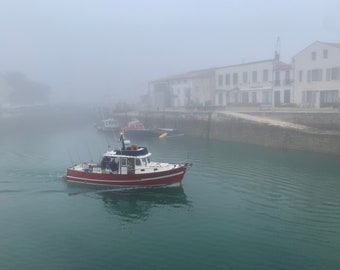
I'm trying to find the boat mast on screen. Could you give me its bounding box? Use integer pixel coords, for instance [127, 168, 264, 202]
[120, 131, 126, 150]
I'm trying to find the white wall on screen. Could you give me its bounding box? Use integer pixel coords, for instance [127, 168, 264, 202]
[215, 60, 277, 105]
[293, 42, 340, 107]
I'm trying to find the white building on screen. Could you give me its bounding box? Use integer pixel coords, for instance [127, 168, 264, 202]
[292, 41, 340, 108]
[214, 56, 292, 107]
[147, 41, 340, 110]
[148, 69, 215, 109]
[272, 61, 293, 106]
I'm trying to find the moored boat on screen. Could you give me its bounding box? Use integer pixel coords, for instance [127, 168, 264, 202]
[95, 118, 120, 132]
[121, 119, 160, 138]
[65, 133, 191, 187]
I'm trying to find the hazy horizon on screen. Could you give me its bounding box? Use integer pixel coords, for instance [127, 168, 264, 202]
[1, 0, 340, 105]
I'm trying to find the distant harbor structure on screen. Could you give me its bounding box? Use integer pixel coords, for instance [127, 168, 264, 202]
[147, 41, 340, 110]
[125, 109, 340, 156]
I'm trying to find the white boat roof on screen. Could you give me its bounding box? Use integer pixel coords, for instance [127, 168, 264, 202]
[104, 149, 151, 158]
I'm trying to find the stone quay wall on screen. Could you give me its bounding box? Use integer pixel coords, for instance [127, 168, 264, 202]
[133, 110, 340, 156]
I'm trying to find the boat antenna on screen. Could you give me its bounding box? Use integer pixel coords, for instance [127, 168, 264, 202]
[275, 36, 280, 60]
[120, 131, 125, 150]
[87, 146, 94, 162]
[67, 148, 74, 165]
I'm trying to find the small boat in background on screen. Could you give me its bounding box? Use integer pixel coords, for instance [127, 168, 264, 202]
[65, 132, 191, 188]
[156, 128, 184, 138]
[95, 118, 120, 132]
[121, 119, 183, 139]
[121, 119, 159, 138]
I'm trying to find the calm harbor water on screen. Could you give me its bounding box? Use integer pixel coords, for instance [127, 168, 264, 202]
[1, 123, 340, 270]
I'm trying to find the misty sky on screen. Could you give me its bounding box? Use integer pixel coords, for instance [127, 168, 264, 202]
[1, 0, 340, 104]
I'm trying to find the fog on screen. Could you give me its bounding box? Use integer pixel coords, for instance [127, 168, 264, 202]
[1, 0, 340, 105]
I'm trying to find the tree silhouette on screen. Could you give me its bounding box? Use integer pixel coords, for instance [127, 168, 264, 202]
[4, 72, 50, 105]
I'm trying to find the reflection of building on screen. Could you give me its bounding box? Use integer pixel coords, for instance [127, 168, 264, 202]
[147, 40, 340, 109]
[292, 41, 340, 108]
[148, 69, 215, 109]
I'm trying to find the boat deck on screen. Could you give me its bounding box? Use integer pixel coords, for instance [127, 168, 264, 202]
[70, 162, 183, 175]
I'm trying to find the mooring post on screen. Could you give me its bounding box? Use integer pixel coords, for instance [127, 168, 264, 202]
[206, 112, 212, 140]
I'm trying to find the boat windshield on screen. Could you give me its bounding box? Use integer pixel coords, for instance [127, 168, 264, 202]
[142, 157, 149, 165]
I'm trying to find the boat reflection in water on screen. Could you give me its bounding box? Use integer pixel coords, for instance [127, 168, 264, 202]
[99, 186, 190, 222]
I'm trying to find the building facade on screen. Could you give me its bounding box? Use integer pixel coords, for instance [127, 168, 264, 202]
[147, 40, 340, 109]
[292, 41, 340, 108]
[272, 61, 293, 106]
[148, 69, 215, 109]
[214, 57, 292, 107]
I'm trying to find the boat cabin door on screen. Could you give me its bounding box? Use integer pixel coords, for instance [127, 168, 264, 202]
[120, 157, 128, 174]
[119, 157, 135, 174]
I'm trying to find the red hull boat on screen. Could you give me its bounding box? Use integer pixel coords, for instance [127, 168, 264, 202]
[121, 119, 160, 138]
[65, 133, 191, 188]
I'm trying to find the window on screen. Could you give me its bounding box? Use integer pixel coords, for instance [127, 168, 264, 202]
[299, 70, 303, 82]
[263, 69, 268, 82]
[284, 90, 290, 103]
[326, 67, 340, 81]
[241, 92, 248, 103]
[218, 75, 223, 86]
[225, 74, 230, 85]
[218, 92, 223, 105]
[304, 91, 317, 105]
[243, 72, 248, 83]
[121, 158, 127, 166]
[231, 92, 238, 103]
[331, 68, 340, 80]
[320, 90, 338, 105]
[262, 91, 271, 104]
[225, 92, 230, 104]
[251, 92, 257, 103]
[285, 70, 290, 80]
[252, 71, 257, 83]
[274, 91, 280, 106]
[285, 70, 291, 85]
[312, 51, 316, 60]
[323, 49, 328, 59]
[275, 70, 280, 80]
[320, 90, 339, 107]
[233, 73, 238, 84]
[307, 69, 323, 82]
[274, 70, 280, 85]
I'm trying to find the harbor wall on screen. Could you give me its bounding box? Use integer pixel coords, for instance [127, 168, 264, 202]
[249, 111, 340, 130]
[135, 110, 340, 156]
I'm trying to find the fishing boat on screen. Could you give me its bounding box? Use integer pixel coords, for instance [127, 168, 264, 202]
[121, 119, 160, 138]
[95, 118, 120, 132]
[65, 133, 191, 187]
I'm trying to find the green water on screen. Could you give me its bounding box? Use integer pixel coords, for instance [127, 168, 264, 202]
[1, 124, 340, 270]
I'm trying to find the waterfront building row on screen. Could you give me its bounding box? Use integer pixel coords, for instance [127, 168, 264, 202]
[148, 41, 340, 109]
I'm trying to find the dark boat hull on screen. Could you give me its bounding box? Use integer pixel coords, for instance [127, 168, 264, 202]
[65, 164, 190, 187]
[123, 129, 160, 139]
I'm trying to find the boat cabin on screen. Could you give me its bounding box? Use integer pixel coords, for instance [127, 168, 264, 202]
[101, 145, 151, 175]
